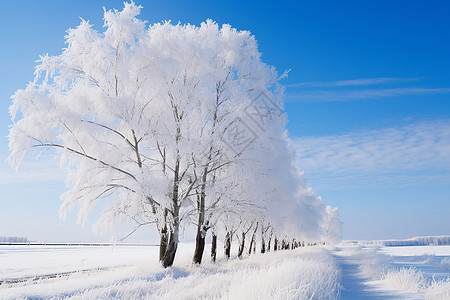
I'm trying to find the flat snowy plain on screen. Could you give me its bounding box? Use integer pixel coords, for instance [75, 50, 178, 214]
[1, 242, 450, 299]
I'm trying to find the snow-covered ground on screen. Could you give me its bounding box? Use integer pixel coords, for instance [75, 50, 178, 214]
[336, 242, 450, 299]
[0, 244, 340, 299]
[2, 241, 450, 299]
[0, 244, 157, 282]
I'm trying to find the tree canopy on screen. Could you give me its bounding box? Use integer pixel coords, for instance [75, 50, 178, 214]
[9, 2, 341, 267]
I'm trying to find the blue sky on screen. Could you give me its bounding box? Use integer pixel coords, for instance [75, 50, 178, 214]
[0, 0, 449, 241]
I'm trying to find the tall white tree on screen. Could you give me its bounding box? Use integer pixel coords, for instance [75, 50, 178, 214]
[9, 2, 341, 267]
[322, 206, 343, 244]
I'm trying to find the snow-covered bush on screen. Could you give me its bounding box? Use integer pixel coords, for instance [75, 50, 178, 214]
[383, 267, 426, 292]
[357, 248, 392, 279]
[426, 278, 450, 300]
[355, 245, 450, 298]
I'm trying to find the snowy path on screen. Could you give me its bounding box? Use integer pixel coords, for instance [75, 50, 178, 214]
[334, 246, 424, 299]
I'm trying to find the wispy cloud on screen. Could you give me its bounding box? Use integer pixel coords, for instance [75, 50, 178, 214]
[286, 77, 422, 88]
[292, 119, 450, 190]
[286, 87, 450, 102]
[284, 76, 450, 102]
[0, 151, 65, 185]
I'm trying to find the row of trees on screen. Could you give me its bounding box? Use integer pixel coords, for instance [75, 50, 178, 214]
[9, 2, 341, 267]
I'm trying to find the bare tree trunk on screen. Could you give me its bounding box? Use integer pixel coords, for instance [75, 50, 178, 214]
[159, 208, 169, 262]
[261, 227, 266, 254]
[238, 232, 246, 258]
[248, 223, 258, 255]
[248, 238, 254, 255]
[161, 156, 180, 268]
[267, 236, 271, 252]
[224, 231, 232, 259]
[284, 240, 290, 250]
[193, 88, 222, 264]
[159, 224, 168, 261]
[211, 232, 217, 262]
[161, 227, 178, 268]
[274, 237, 278, 252]
[193, 168, 209, 264]
[193, 225, 206, 264]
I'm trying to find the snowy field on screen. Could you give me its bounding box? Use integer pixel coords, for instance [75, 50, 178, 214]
[2, 242, 450, 299]
[0, 243, 340, 299]
[337, 242, 450, 299]
[381, 245, 450, 282]
[0, 244, 156, 282]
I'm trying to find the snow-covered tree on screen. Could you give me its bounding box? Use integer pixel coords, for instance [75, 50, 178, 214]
[9, 1, 340, 267]
[322, 206, 343, 244]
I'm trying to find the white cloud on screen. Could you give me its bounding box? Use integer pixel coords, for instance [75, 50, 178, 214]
[286, 77, 421, 88]
[286, 87, 450, 102]
[0, 151, 65, 185]
[292, 120, 450, 190]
